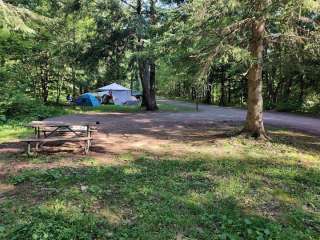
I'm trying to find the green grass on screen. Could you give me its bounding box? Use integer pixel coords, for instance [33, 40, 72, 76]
[0, 104, 75, 143]
[76, 102, 194, 113]
[73, 104, 142, 113]
[0, 130, 319, 239]
[0, 125, 32, 143]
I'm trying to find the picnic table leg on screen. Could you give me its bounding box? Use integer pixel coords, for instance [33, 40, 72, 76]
[35, 142, 39, 152]
[37, 127, 41, 139]
[27, 142, 32, 156]
[85, 126, 91, 155]
[85, 139, 90, 154]
[86, 125, 91, 147]
[86, 125, 90, 137]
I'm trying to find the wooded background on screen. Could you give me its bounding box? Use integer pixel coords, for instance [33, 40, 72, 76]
[0, 0, 319, 117]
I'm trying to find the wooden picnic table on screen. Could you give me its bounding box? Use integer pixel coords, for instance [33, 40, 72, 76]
[23, 121, 98, 155]
[28, 121, 96, 138]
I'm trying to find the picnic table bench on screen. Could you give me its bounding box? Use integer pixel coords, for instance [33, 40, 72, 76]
[22, 121, 98, 155]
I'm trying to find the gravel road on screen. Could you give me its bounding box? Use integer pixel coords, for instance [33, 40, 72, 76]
[49, 99, 320, 137]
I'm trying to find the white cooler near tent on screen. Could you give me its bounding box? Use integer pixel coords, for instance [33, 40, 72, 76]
[97, 83, 138, 106]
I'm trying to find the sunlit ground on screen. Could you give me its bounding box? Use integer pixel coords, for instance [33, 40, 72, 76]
[0, 125, 32, 144]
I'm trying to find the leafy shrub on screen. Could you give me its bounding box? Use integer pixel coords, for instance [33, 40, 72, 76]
[0, 115, 6, 122]
[302, 96, 320, 114]
[275, 100, 302, 112]
[1, 94, 69, 121]
[308, 103, 320, 114]
[4, 94, 40, 118]
[264, 100, 276, 110]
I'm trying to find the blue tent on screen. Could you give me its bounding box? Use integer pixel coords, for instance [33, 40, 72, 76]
[76, 93, 101, 107]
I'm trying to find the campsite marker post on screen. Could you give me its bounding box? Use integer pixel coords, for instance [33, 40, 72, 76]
[192, 87, 199, 112]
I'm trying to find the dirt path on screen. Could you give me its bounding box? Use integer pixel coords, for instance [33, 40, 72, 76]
[49, 99, 319, 136]
[160, 99, 320, 136]
[1, 99, 319, 178]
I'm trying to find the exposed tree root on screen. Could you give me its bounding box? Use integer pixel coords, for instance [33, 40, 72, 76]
[240, 129, 271, 140]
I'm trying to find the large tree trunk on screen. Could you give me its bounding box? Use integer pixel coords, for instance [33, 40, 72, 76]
[142, 0, 158, 111]
[137, 0, 158, 111]
[243, 17, 268, 139]
[140, 60, 158, 110]
[149, 62, 158, 110]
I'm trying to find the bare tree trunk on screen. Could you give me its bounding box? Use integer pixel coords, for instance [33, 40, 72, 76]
[140, 61, 149, 107]
[40, 52, 49, 104]
[243, 17, 268, 139]
[72, 66, 76, 98]
[136, 0, 158, 111]
[56, 75, 62, 104]
[139, 60, 158, 110]
[299, 73, 305, 104]
[34, 64, 39, 98]
[298, 53, 305, 105]
[266, 67, 274, 108]
[41, 71, 49, 103]
[149, 61, 158, 110]
[227, 75, 231, 104]
[219, 70, 226, 106]
[72, 15, 76, 98]
[176, 81, 181, 97]
[140, 0, 158, 111]
[205, 69, 214, 104]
